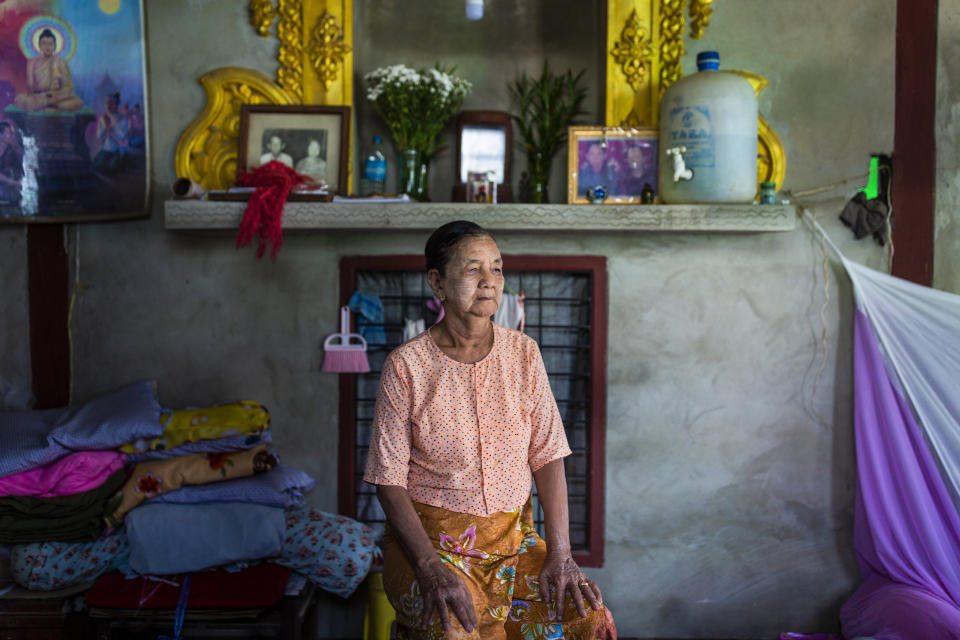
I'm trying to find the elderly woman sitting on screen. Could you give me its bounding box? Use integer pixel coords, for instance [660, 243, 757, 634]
[364, 221, 616, 639]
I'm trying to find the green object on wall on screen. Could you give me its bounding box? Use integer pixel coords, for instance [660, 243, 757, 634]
[859, 155, 880, 200]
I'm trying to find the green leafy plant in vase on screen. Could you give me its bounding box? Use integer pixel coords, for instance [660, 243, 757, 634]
[509, 61, 587, 203]
[364, 64, 472, 201]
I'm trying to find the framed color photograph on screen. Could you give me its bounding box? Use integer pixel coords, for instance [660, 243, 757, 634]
[0, 0, 149, 222]
[466, 170, 496, 203]
[238, 104, 350, 195]
[567, 126, 658, 204]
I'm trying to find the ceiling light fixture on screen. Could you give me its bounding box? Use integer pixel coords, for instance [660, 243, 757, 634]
[466, 0, 483, 20]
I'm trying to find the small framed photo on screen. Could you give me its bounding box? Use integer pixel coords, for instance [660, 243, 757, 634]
[238, 104, 350, 194]
[567, 126, 658, 204]
[466, 170, 496, 203]
[453, 110, 512, 202]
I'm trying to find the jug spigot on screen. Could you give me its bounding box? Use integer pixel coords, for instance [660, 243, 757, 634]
[666, 146, 694, 182]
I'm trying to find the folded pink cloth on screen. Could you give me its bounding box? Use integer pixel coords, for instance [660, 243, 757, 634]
[0, 451, 126, 498]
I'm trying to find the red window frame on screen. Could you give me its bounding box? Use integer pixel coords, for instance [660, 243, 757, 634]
[336, 254, 608, 567]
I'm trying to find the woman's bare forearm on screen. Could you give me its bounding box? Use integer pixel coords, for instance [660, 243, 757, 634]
[376, 484, 443, 573]
[532, 458, 571, 554]
[377, 485, 478, 632]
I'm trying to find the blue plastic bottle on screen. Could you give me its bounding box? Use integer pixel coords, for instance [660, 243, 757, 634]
[362, 136, 387, 195]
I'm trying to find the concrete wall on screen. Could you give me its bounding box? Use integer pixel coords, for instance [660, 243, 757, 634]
[2, 1, 906, 637]
[936, 0, 960, 294]
[0, 226, 30, 410]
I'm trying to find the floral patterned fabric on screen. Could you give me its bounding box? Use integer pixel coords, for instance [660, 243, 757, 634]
[11, 532, 129, 591]
[13, 506, 378, 598]
[382, 499, 616, 640]
[104, 445, 276, 527]
[277, 506, 378, 598]
[119, 401, 270, 454]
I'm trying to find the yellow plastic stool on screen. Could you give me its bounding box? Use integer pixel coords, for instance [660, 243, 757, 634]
[363, 571, 396, 640]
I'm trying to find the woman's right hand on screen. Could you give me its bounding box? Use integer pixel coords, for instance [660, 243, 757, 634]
[374, 485, 478, 634]
[417, 559, 477, 634]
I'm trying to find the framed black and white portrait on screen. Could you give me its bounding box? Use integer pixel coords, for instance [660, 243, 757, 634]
[238, 104, 350, 194]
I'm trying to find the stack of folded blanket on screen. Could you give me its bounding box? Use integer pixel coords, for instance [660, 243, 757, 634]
[0, 381, 378, 600]
[0, 381, 160, 545]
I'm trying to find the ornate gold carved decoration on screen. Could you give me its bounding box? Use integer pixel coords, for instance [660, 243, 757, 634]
[758, 118, 786, 192]
[610, 10, 655, 92]
[246, 0, 304, 101]
[607, 1, 656, 126]
[307, 10, 352, 91]
[275, 0, 305, 101]
[730, 70, 787, 194]
[249, 0, 277, 37]
[246, 0, 354, 106]
[606, 1, 713, 128]
[688, 0, 714, 39]
[244, 0, 354, 187]
[658, 0, 685, 97]
[174, 68, 296, 191]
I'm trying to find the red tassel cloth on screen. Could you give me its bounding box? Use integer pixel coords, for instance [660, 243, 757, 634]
[235, 161, 308, 261]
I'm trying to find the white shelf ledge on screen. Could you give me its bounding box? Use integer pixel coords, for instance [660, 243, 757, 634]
[164, 200, 796, 232]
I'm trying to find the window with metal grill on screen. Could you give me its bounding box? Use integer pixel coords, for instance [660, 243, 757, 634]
[336, 255, 607, 566]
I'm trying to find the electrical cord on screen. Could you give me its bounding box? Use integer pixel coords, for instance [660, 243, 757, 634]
[783, 170, 892, 428]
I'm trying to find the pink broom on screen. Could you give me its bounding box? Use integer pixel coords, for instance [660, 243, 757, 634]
[321, 306, 371, 373]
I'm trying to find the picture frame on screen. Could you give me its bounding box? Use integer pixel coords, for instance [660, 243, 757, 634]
[238, 104, 350, 195]
[567, 126, 659, 204]
[466, 170, 496, 203]
[453, 110, 513, 202]
[0, 0, 149, 223]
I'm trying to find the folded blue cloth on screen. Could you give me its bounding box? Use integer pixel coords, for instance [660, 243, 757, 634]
[14, 504, 379, 599]
[0, 380, 162, 477]
[348, 291, 386, 345]
[151, 463, 315, 509]
[126, 502, 286, 576]
[125, 431, 272, 465]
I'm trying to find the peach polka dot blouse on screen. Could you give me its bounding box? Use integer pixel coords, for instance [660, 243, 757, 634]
[363, 323, 571, 517]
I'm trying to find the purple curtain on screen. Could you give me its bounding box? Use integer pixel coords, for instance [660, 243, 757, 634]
[839, 311, 960, 639]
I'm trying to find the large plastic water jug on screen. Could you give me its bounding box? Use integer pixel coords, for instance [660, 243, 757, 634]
[658, 51, 757, 203]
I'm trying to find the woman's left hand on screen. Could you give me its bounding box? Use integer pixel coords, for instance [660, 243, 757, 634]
[537, 549, 603, 620]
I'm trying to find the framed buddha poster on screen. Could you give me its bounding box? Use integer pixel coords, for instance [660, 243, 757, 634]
[0, 0, 148, 222]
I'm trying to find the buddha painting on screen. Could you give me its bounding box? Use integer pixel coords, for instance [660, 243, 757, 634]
[13, 27, 83, 112]
[0, 2, 147, 220]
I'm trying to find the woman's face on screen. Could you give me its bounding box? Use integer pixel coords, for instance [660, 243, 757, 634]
[431, 235, 503, 320]
[586, 144, 605, 171]
[307, 140, 320, 157]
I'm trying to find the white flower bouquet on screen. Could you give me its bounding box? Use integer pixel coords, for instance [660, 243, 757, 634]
[364, 64, 472, 156]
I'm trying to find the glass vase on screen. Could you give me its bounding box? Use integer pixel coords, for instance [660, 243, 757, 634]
[527, 150, 550, 203]
[398, 149, 430, 202]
